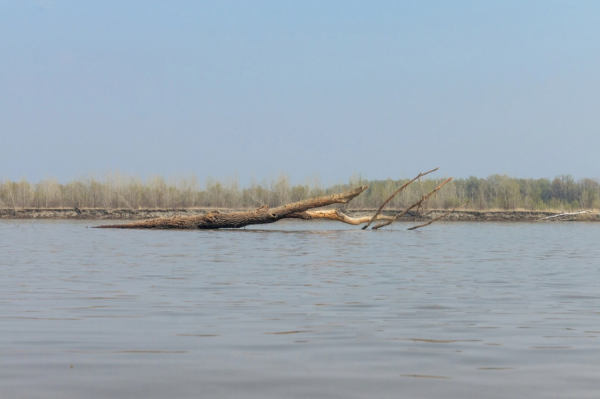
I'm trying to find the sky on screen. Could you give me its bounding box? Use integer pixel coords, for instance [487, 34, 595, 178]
[1, 0, 599, 185]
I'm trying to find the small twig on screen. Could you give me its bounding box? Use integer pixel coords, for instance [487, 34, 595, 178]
[372, 177, 453, 230]
[362, 167, 439, 230]
[407, 201, 469, 231]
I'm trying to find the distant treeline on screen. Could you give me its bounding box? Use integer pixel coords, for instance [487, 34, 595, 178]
[0, 174, 598, 211]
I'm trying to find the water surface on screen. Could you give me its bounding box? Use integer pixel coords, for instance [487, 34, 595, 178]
[1, 220, 600, 398]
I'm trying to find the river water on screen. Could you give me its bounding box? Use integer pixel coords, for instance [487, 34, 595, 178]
[1, 220, 600, 398]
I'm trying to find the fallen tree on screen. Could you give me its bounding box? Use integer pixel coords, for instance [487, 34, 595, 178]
[96, 168, 456, 230]
[97, 185, 370, 229]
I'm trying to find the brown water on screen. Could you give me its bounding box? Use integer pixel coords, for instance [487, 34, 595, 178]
[1, 220, 600, 398]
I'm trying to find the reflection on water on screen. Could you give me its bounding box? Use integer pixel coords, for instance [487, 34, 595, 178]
[1, 220, 600, 398]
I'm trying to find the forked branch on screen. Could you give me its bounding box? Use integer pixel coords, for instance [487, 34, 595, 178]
[362, 167, 439, 230]
[372, 177, 453, 230]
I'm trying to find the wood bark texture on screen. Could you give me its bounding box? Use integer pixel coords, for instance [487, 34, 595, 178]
[96, 186, 368, 230]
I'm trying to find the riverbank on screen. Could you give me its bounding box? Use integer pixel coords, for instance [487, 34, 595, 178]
[1, 208, 598, 222]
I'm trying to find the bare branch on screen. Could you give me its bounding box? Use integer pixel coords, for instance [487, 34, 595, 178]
[407, 200, 469, 231]
[362, 167, 439, 230]
[372, 177, 453, 230]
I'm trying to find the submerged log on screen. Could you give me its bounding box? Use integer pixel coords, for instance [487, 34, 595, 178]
[96, 186, 368, 229]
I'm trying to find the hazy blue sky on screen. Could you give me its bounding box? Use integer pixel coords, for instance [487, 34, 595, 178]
[1, 0, 599, 185]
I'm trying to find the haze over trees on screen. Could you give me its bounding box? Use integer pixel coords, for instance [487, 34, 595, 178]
[0, 174, 598, 211]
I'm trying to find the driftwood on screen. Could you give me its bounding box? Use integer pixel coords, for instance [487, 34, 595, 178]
[96, 168, 456, 231]
[372, 178, 453, 230]
[362, 167, 439, 230]
[407, 201, 469, 231]
[538, 210, 591, 222]
[96, 186, 368, 229]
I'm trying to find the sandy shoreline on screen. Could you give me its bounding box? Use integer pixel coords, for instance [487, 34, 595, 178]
[1, 208, 598, 222]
